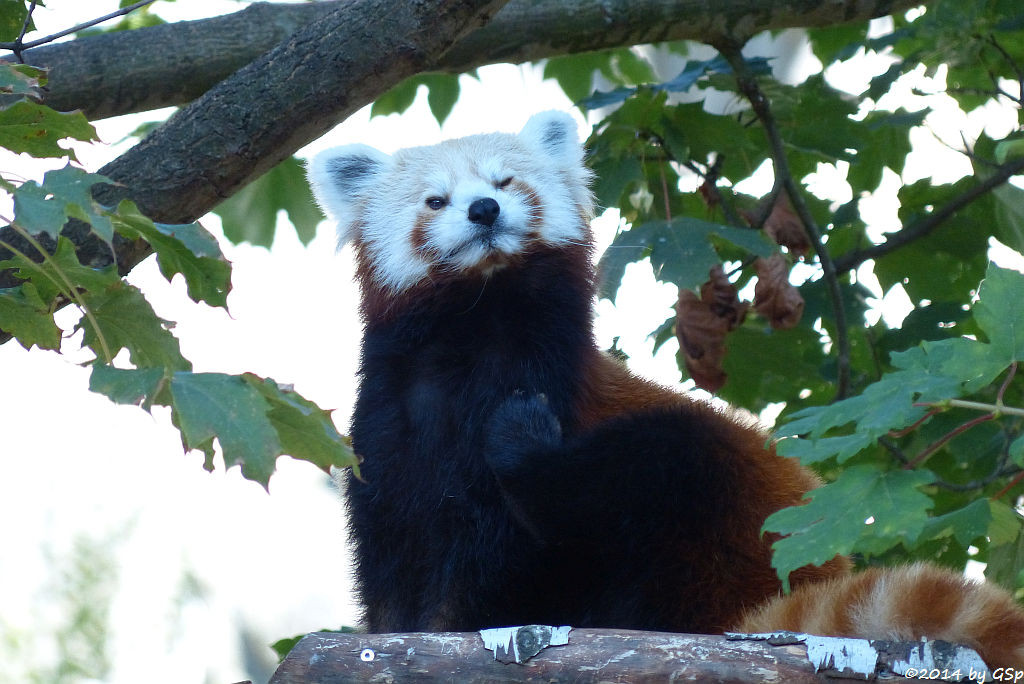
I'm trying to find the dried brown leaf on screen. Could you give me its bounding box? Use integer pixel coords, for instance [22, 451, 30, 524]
[753, 253, 804, 329]
[700, 264, 749, 330]
[676, 265, 749, 393]
[765, 198, 810, 256]
[676, 289, 728, 392]
[743, 195, 810, 257]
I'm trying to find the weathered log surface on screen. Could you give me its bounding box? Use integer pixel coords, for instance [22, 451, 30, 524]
[269, 627, 990, 682]
[270, 628, 821, 683]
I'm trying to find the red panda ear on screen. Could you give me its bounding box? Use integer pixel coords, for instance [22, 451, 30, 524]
[519, 111, 584, 168]
[308, 144, 393, 245]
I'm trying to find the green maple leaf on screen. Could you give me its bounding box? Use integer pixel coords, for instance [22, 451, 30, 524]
[0, 236, 118, 303]
[169, 372, 283, 487]
[0, 63, 46, 97]
[78, 282, 190, 370]
[974, 263, 1024, 366]
[0, 100, 96, 160]
[214, 156, 324, 247]
[112, 201, 231, 308]
[598, 217, 772, 299]
[13, 165, 115, 244]
[89, 365, 359, 488]
[921, 499, 991, 547]
[11, 180, 68, 240]
[992, 182, 1024, 255]
[88, 364, 166, 408]
[0, 0, 35, 42]
[765, 465, 935, 590]
[373, 73, 462, 124]
[0, 282, 60, 351]
[246, 375, 357, 474]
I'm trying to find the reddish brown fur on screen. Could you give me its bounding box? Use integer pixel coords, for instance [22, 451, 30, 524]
[573, 352, 1024, 665]
[511, 179, 544, 234]
[738, 564, 1024, 667]
[353, 237, 592, 324]
[891, 566, 961, 633]
[572, 351, 850, 631]
[411, 212, 432, 255]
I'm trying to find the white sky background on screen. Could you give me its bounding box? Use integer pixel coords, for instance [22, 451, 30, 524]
[2, 2, 1023, 683]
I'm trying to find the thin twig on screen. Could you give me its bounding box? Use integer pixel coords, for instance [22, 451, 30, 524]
[878, 435, 909, 464]
[933, 466, 1021, 492]
[933, 430, 1016, 492]
[680, 159, 706, 179]
[985, 34, 1024, 105]
[992, 469, 1024, 501]
[996, 362, 1017, 406]
[683, 157, 740, 226]
[834, 155, 1024, 272]
[863, 325, 883, 382]
[0, 0, 159, 53]
[750, 176, 785, 231]
[2, 225, 113, 362]
[658, 164, 672, 221]
[717, 40, 851, 399]
[705, 155, 745, 228]
[887, 407, 942, 438]
[723, 254, 758, 278]
[905, 412, 996, 469]
[914, 398, 1024, 419]
[948, 398, 1024, 418]
[11, 1, 38, 62]
[947, 130, 1002, 171]
[645, 129, 744, 228]
[946, 85, 1021, 106]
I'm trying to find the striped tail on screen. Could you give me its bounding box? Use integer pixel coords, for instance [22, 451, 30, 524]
[736, 563, 1024, 668]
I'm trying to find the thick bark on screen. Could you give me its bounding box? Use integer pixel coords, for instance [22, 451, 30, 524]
[21, 0, 928, 121]
[89, 0, 510, 224]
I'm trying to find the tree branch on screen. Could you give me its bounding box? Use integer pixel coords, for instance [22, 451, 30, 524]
[10, 0, 37, 62]
[0, 0, 508, 338]
[270, 628, 989, 682]
[933, 466, 1021, 492]
[718, 41, 852, 400]
[14, 0, 929, 121]
[1, 0, 159, 56]
[0, 0, 931, 347]
[833, 155, 1024, 272]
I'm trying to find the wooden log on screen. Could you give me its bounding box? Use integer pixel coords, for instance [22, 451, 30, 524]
[268, 626, 992, 682]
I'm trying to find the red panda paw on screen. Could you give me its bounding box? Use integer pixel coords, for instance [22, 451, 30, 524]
[736, 563, 1024, 669]
[484, 393, 563, 477]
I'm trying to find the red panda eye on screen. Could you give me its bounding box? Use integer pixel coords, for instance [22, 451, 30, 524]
[425, 197, 447, 210]
[497, 176, 513, 189]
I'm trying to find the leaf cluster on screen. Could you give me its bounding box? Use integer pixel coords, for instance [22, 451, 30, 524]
[0, 62, 356, 488]
[568, 4, 1024, 593]
[769, 264, 1024, 591]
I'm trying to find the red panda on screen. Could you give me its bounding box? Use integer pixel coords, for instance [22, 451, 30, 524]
[308, 111, 1024, 668]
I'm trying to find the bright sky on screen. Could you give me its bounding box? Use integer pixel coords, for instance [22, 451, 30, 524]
[2, 2, 1023, 683]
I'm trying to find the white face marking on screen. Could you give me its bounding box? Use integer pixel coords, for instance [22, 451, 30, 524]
[309, 111, 594, 292]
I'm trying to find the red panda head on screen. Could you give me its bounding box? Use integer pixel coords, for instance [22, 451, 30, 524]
[308, 111, 594, 293]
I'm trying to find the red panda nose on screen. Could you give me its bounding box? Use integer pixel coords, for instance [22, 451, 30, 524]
[468, 198, 500, 228]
